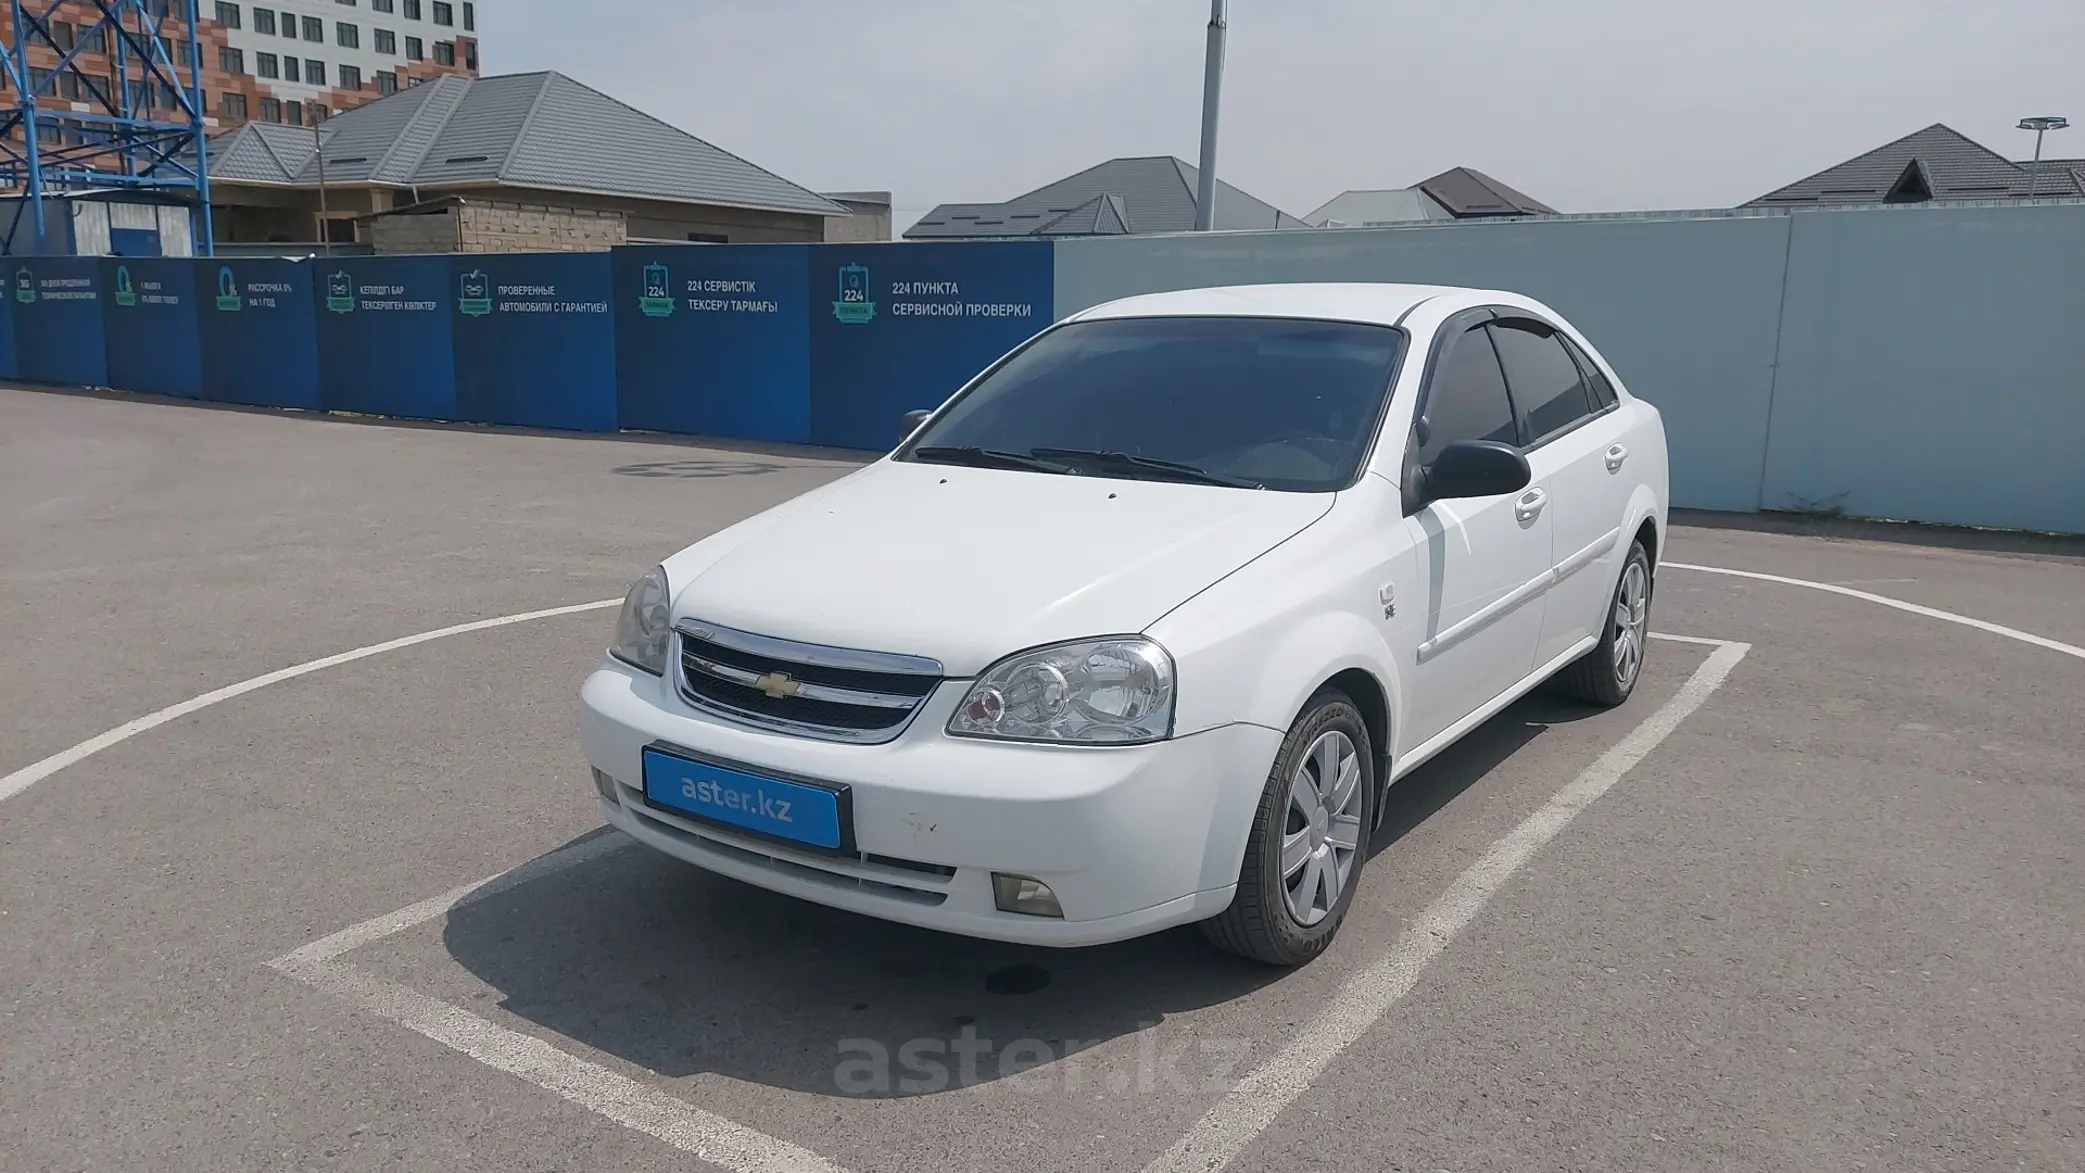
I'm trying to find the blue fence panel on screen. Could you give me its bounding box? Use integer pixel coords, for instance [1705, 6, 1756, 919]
[1762, 205, 2085, 534]
[0, 264, 16, 381]
[12, 257, 108, 386]
[316, 256, 457, 420]
[195, 258, 321, 409]
[100, 257, 202, 399]
[807, 241, 1055, 451]
[450, 252, 617, 432]
[612, 244, 811, 444]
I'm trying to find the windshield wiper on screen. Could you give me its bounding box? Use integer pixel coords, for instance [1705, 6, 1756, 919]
[910, 445, 1074, 475]
[1029, 448, 1263, 490]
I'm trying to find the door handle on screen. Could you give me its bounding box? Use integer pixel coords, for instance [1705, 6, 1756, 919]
[1605, 444, 1628, 472]
[1514, 488, 1547, 523]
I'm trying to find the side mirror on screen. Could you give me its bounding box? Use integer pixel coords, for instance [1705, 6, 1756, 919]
[899, 409, 933, 445]
[1422, 440, 1531, 503]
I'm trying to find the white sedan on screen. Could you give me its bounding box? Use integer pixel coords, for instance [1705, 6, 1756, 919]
[580, 282, 1667, 966]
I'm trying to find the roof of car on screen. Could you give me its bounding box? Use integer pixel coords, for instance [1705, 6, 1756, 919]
[1067, 282, 1490, 327]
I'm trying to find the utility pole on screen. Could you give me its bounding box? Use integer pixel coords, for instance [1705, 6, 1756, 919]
[313, 116, 330, 256]
[1192, 0, 1228, 231]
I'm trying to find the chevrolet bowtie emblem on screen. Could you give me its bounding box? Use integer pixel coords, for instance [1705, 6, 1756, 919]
[752, 672, 801, 699]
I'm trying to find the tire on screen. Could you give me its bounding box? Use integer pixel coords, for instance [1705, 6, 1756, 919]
[1554, 539, 1654, 707]
[1201, 691, 1376, 966]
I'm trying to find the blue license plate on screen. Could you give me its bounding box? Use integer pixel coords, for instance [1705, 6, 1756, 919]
[641, 747, 847, 851]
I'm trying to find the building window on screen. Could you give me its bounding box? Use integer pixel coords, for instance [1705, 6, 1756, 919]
[127, 78, 151, 108]
[337, 22, 359, 48]
[311, 104, 328, 122]
[433, 40, 454, 65]
[219, 46, 244, 73]
[375, 70, 397, 95]
[37, 123, 60, 144]
[339, 64, 362, 90]
[373, 0, 393, 10]
[282, 56, 299, 81]
[221, 91, 248, 119]
[404, 0, 421, 18]
[258, 96, 281, 122]
[255, 51, 278, 78]
[462, 1, 473, 31]
[404, 35, 423, 59]
[374, 28, 396, 53]
[306, 59, 325, 85]
[278, 9, 296, 35]
[253, 8, 275, 33]
[58, 72, 80, 99]
[302, 14, 323, 40]
[285, 99, 302, 124]
[464, 42, 476, 70]
[79, 25, 106, 53]
[214, 3, 241, 28]
[431, 1, 452, 25]
[51, 20, 76, 50]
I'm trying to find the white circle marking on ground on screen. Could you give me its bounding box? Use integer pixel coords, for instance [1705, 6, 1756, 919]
[0, 599, 618, 807]
[1665, 562, 2085, 662]
[5, 559, 2080, 812]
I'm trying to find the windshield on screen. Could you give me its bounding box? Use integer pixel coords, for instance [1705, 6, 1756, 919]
[900, 315, 1404, 493]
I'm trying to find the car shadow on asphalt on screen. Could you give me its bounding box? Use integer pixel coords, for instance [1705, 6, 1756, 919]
[438, 689, 1611, 1098]
[1369, 686, 1612, 860]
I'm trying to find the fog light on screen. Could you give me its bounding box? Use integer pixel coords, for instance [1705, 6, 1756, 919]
[992, 873, 1064, 919]
[591, 768, 619, 803]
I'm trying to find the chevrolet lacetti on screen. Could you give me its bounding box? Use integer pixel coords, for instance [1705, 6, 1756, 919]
[580, 282, 1668, 966]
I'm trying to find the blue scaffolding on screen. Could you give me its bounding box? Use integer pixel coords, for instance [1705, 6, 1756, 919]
[0, 0, 211, 255]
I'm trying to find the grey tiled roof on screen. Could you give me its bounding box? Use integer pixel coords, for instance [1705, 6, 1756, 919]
[1304, 188, 1453, 226]
[1414, 167, 1555, 216]
[2014, 158, 2085, 198]
[1746, 124, 2082, 206]
[904, 156, 1306, 239]
[197, 72, 845, 216]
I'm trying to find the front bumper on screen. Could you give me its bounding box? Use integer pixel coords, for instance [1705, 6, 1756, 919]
[579, 657, 1281, 947]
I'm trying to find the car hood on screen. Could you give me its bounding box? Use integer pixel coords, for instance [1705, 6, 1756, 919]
[664, 459, 1333, 675]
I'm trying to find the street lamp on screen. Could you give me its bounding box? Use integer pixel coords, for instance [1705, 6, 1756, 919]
[1193, 0, 1228, 232]
[2017, 115, 2070, 198]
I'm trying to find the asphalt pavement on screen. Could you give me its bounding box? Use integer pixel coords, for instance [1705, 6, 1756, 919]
[3, 386, 2080, 1173]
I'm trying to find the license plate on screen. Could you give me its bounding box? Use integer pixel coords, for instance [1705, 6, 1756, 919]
[641, 746, 849, 852]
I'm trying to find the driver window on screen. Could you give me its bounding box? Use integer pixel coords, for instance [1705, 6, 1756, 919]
[1413, 323, 1517, 470]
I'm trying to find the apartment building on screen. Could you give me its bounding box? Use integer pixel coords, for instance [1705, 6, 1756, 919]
[209, 0, 479, 126]
[1, 0, 478, 143]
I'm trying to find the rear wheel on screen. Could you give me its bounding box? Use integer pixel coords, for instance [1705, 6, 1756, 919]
[1555, 540, 1653, 706]
[1202, 691, 1375, 966]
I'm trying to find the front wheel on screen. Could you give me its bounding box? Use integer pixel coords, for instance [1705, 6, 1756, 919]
[1201, 691, 1376, 966]
[1555, 539, 1653, 706]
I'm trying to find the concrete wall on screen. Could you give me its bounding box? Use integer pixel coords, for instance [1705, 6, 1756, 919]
[1761, 206, 2085, 534]
[1055, 215, 1792, 513]
[1053, 204, 2085, 533]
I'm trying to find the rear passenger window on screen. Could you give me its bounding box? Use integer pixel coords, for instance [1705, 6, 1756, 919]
[1490, 319, 1595, 445]
[1415, 323, 1517, 467]
[1560, 334, 1618, 409]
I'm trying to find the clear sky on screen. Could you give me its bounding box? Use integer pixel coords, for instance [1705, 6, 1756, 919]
[487, 0, 2082, 227]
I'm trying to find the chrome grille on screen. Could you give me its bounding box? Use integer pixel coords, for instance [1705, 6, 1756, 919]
[674, 620, 943, 743]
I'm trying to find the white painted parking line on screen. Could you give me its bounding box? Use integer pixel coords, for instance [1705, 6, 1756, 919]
[267, 831, 859, 1173]
[0, 599, 619, 806]
[1668, 562, 2085, 662]
[1647, 631, 1734, 646]
[1143, 637, 1751, 1173]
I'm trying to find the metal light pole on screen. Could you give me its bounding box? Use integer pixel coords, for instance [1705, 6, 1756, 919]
[313, 116, 330, 256]
[1192, 0, 1228, 231]
[2017, 115, 2070, 199]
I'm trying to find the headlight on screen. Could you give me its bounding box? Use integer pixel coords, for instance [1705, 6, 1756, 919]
[948, 638, 1174, 744]
[609, 565, 671, 675]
